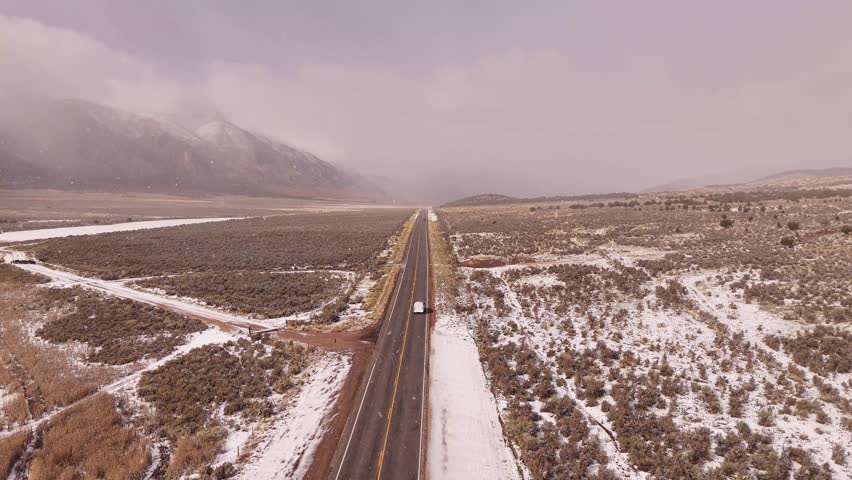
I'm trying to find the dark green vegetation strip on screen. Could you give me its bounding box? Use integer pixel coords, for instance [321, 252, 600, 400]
[132, 271, 345, 319]
[138, 339, 309, 438]
[27, 209, 413, 280]
[0, 264, 50, 285]
[37, 287, 206, 365]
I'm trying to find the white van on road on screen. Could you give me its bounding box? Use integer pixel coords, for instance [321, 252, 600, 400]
[413, 301, 425, 314]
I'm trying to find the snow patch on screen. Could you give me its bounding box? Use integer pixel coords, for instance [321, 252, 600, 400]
[428, 313, 521, 480]
[0, 388, 20, 411]
[240, 353, 351, 479]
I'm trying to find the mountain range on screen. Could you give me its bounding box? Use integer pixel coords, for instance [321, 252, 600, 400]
[0, 98, 376, 199]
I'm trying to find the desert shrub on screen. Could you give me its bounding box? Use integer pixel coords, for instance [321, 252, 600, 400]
[728, 387, 750, 418]
[757, 408, 774, 427]
[503, 402, 539, 462]
[0, 264, 49, 285]
[138, 338, 308, 437]
[708, 422, 810, 479]
[440, 197, 852, 479]
[311, 298, 349, 324]
[479, 328, 613, 478]
[27, 209, 412, 279]
[842, 224, 851, 234]
[636, 253, 687, 276]
[505, 400, 611, 479]
[763, 334, 781, 350]
[785, 447, 834, 479]
[782, 325, 852, 374]
[607, 375, 713, 476]
[37, 287, 206, 365]
[654, 280, 693, 311]
[134, 271, 345, 319]
[29, 393, 151, 480]
[833, 443, 848, 466]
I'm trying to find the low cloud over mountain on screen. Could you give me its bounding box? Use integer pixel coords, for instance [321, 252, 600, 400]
[0, 98, 377, 199]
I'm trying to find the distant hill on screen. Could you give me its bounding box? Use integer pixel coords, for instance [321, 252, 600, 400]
[442, 192, 637, 207]
[645, 166, 852, 192]
[442, 194, 520, 207]
[0, 98, 379, 200]
[643, 167, 774, 192]
[749, 167, 852, 185]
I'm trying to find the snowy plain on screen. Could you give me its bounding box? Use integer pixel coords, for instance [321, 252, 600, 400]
[428, 313, 521, 480]
[456, 243, 852, 478]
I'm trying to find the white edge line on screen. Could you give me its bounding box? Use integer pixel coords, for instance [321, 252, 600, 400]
[334, 211, 420, 480]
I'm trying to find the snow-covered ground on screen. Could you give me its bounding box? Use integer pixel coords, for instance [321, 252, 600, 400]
[240, 353, 351, 479]
[470, 261, 644, 478]
[1, 249, 27, 263]
[428, 313, 520, 480]
[680, 273, 852, 476]
[0, 217, 239, 243]
[440, 226, 852, 478]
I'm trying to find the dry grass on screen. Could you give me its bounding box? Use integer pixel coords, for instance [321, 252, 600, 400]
[29, 393, 151, 480]
[0, 316, 103, 418]
[427, 214, 458, 307]
[0, 429, 30, 479]
[0, 361, 29, 427]
[389, 212, 417, 263]
[360, 212, 417, 321]
[0, 282, 113, 424]
[165, 427, 227, 480]
[363, 265, 399, 322]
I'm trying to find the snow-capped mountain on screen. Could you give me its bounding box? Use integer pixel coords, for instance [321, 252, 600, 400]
[0, 98, 376, 199]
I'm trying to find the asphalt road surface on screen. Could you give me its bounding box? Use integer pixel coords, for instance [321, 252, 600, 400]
[330, 209, 431, 480]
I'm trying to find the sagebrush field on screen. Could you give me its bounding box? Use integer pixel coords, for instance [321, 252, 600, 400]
[434, 187, 852, 479]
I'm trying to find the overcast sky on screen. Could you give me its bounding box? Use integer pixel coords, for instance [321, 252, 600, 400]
[2, 1, 851, 200]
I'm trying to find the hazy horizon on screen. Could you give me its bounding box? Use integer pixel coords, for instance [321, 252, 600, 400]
[2, 1, 852, 201]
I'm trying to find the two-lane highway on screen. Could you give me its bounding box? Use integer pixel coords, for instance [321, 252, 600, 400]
[330, 209, 431, 480]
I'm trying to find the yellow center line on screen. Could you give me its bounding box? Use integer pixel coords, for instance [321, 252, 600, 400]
[376, 221, 422, 480]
